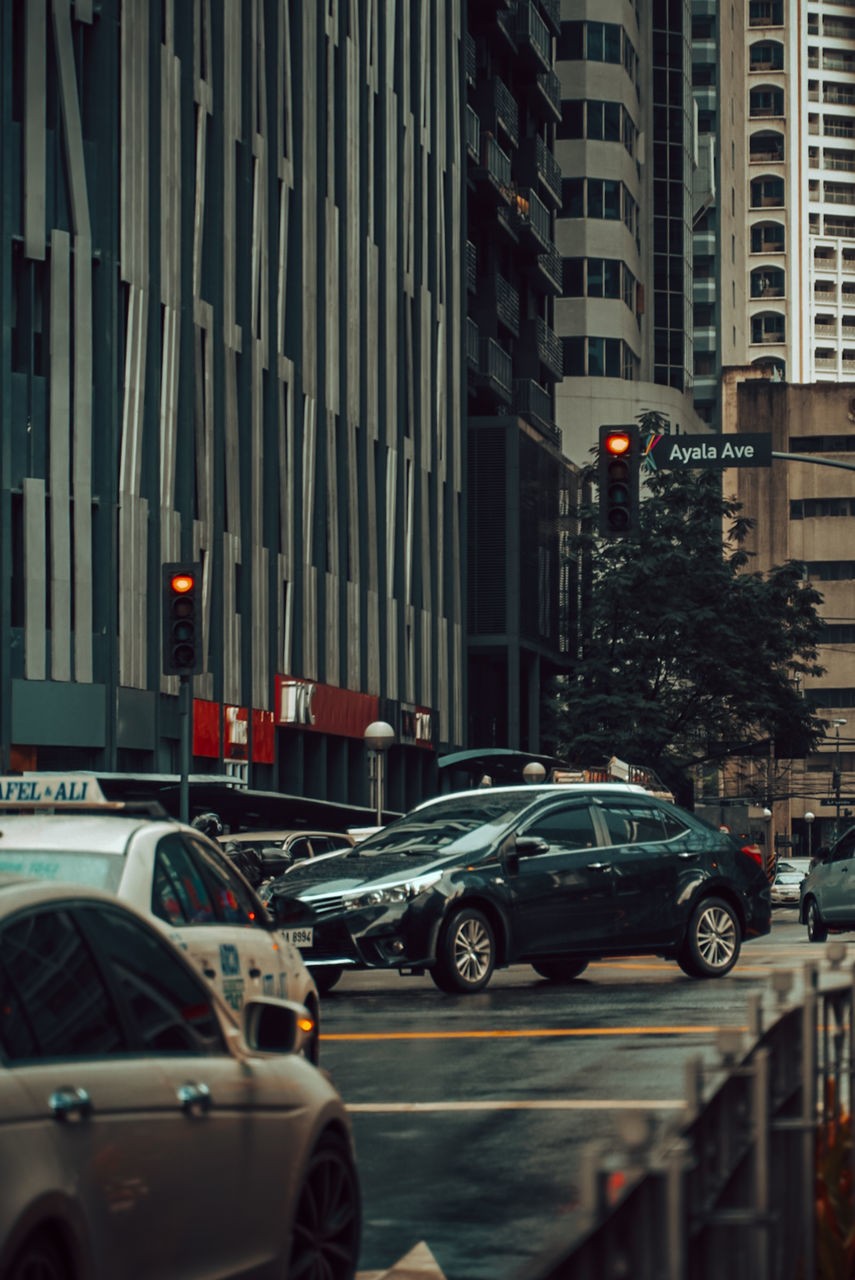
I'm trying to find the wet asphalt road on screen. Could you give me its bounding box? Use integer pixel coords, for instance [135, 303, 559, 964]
[317, 909, 833, 1280]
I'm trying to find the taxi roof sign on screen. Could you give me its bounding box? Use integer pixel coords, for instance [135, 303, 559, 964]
[0, 775, 111, 806]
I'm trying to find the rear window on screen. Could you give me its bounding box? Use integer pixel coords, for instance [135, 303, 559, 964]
[0, 851, 124, 893]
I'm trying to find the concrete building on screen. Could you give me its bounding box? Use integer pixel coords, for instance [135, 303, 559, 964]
[0, 1, 466, 815]
[723, 374, 855, 857]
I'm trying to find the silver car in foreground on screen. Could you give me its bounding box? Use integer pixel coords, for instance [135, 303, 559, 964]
[0, 875, 360, 1280]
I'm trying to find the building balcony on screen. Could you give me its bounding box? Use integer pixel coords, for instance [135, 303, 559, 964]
[476, 270, 521, 336]
[514, 1, 551, 73]
[518, 316, 563, 382]
[538, 0, 561, 37]
[476, 76, 520, 150]
[466, 241, 477, 294]
[477, 337, 513, 403]
[512, 186, 551, 250]
[693, 277, 717, 302]
[515, 135, 562, 208]
[513, 378, 561, 445]
[534, 70, 562, 125]
[471, 134, 514, 207]
[464, 33, 476, 86]
[466, 316, 480, 370]
[535, 243, 563, 295]
[465, 104, 480, 161]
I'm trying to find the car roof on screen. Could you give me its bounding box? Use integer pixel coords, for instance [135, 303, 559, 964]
[410, 781, 651, 810]
[220, 830, 350, 843]
[0, 812, 175, 855]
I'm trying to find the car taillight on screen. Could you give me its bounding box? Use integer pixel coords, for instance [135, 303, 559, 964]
[741, 844, 763, 868]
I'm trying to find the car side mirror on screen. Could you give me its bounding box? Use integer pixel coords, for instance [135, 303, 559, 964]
[515, 835, 550, 857]
[242, 997, 313, 1056]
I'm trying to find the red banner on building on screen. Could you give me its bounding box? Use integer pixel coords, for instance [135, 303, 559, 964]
[275, 675, 379, 739]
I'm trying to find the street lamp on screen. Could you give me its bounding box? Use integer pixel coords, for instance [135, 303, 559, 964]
[805, 811, 815, 863]
[833, 719, 847, 843]
[522, 761, 547, 784]
[364, 721, 395, 826]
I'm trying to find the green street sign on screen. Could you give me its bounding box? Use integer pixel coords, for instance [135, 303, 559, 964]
[648, 432, 772, 470]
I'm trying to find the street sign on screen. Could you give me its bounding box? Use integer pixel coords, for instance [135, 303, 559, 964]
[648, 432, 772, 470]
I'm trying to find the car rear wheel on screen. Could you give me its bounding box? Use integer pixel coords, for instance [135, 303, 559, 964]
[677, 897, 740, 978]
[806, 898, 828, 943]
[431, 908, 495, 993]
[531, 959, 588, 983]
[312, 966, 343, 995]
[7, 1235, 69, 1280]
[290, 1131, 361, 1280]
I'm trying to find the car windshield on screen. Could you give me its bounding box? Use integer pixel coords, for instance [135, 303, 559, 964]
[352, 792, 539, 856]
[0, 849, 124, 892]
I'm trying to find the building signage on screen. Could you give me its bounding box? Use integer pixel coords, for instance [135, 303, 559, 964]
[192, 700, 275, 764]
[648, 433, 771, 470]
[275, 675, 379, 739]
[399, 704, 435, 750]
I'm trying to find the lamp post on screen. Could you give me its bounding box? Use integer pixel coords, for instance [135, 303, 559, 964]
[364, 721, 395, 826]
[805, 811, 815, 864]
[833, 719, 847, 843]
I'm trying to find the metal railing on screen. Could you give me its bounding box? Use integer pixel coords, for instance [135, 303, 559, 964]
[518, 949, 855, 1280]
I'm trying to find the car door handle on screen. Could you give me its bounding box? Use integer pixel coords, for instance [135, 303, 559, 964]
[586, 862, 611, 870]
[678, 851, 699, 860]
[49, 1087, 93, 1121]
[177, 1082, 212, 1115]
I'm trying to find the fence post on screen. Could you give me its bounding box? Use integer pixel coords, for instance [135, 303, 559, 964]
[751, 1045, 771, 1280]
[800, 963, 818, 1277]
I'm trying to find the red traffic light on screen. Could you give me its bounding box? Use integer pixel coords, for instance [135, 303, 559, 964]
[169, 572, 195, 594]
[603, 431, 631, 457]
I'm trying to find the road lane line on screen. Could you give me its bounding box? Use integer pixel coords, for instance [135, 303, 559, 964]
[345, 1099, 685, 1112]
[323, 1025, 743, 1041]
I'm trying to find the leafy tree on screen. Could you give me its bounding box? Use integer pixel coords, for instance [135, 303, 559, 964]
[546, 411, 827, 800]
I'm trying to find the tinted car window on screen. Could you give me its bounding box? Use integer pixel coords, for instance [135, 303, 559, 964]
[832, 830, 855, 862]
[661, 811, 689, 839]
[599, 803, 667, 845]
[152, 834, 215, 924]
[288, 837, 314, 862]
[0, 849, 125, 893]
[0, 909, 125, 1060]
[524, 805, 599, 849]
[357, 792, 542, 856]
[184, 836, 259, 925]
[79, 905, 225, 1055]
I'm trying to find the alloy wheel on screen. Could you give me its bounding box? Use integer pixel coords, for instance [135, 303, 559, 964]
[452, 915, 493, 984]
[695, 903, 737, 970]
[290, 1135, 360, 1280]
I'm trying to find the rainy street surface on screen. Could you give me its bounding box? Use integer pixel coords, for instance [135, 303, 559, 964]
[317, 910, 835, 1280]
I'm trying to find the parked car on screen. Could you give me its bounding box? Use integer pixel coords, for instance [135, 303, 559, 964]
[770, 857, 811, 907]
[0, 874, 360, 1280]
[220, 829, 355, 879]
[0, 775, 321, 1062]
[800, 827, 855, 940]
[266, 782, 772, 995]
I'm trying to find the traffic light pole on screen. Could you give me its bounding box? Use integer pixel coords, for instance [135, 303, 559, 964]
[179, 674, 191, 824]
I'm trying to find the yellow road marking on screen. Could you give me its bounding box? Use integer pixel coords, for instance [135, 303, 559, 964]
[323, 1024, 745, 1041]
[345, 1099, 685, 1112]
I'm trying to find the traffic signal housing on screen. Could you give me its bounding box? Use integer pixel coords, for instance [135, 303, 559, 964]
[162, 563, 202, 676]
[598, 424, 640, 537]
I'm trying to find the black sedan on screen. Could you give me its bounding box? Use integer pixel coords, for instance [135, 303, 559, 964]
[267, 783, 772, 994]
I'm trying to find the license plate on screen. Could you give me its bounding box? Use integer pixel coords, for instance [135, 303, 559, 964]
[282, 927, 313, 948]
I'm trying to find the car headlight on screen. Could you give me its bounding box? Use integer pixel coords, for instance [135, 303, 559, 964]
[342, 870, 442, 911]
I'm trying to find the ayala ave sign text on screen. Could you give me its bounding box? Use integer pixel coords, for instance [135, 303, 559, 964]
[648, 432, 772, 470]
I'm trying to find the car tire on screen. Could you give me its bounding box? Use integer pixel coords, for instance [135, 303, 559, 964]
[806, 898, 828, 943]
[7, 1235, 69, 1280]
[677, 896, 741, 978]
[531, 959, 589, 983]
[290, 1130, 361, 1280]
[431, 908, 496, 994]
[312, 967, 343, 995]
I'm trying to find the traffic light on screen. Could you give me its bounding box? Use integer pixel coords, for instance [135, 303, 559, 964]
[162, 563, 202, 676]
[598, 424, 640, 537]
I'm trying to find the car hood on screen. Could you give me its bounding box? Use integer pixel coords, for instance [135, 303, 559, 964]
[271, 850, 453, 898]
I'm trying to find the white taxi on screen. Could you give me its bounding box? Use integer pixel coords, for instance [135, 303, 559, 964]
[0, 775, 321, 1062]
[0, 875, 360, 1280]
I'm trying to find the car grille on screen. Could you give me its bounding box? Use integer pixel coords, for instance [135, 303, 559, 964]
[301, 889, 352, 919]
[302, 921, 356, 961]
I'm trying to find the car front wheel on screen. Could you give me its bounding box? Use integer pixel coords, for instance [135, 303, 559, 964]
[431, 908, 495, 993]
[806, 898, 828, 943]
[312, 966, 343, 995]
[290, 1131, 361, 1280]
[677, 897, 740, 978]
[532, 959, 588, 983]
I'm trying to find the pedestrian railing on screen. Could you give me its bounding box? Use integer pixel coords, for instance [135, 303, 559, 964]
[517, 945, 855, 1280]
